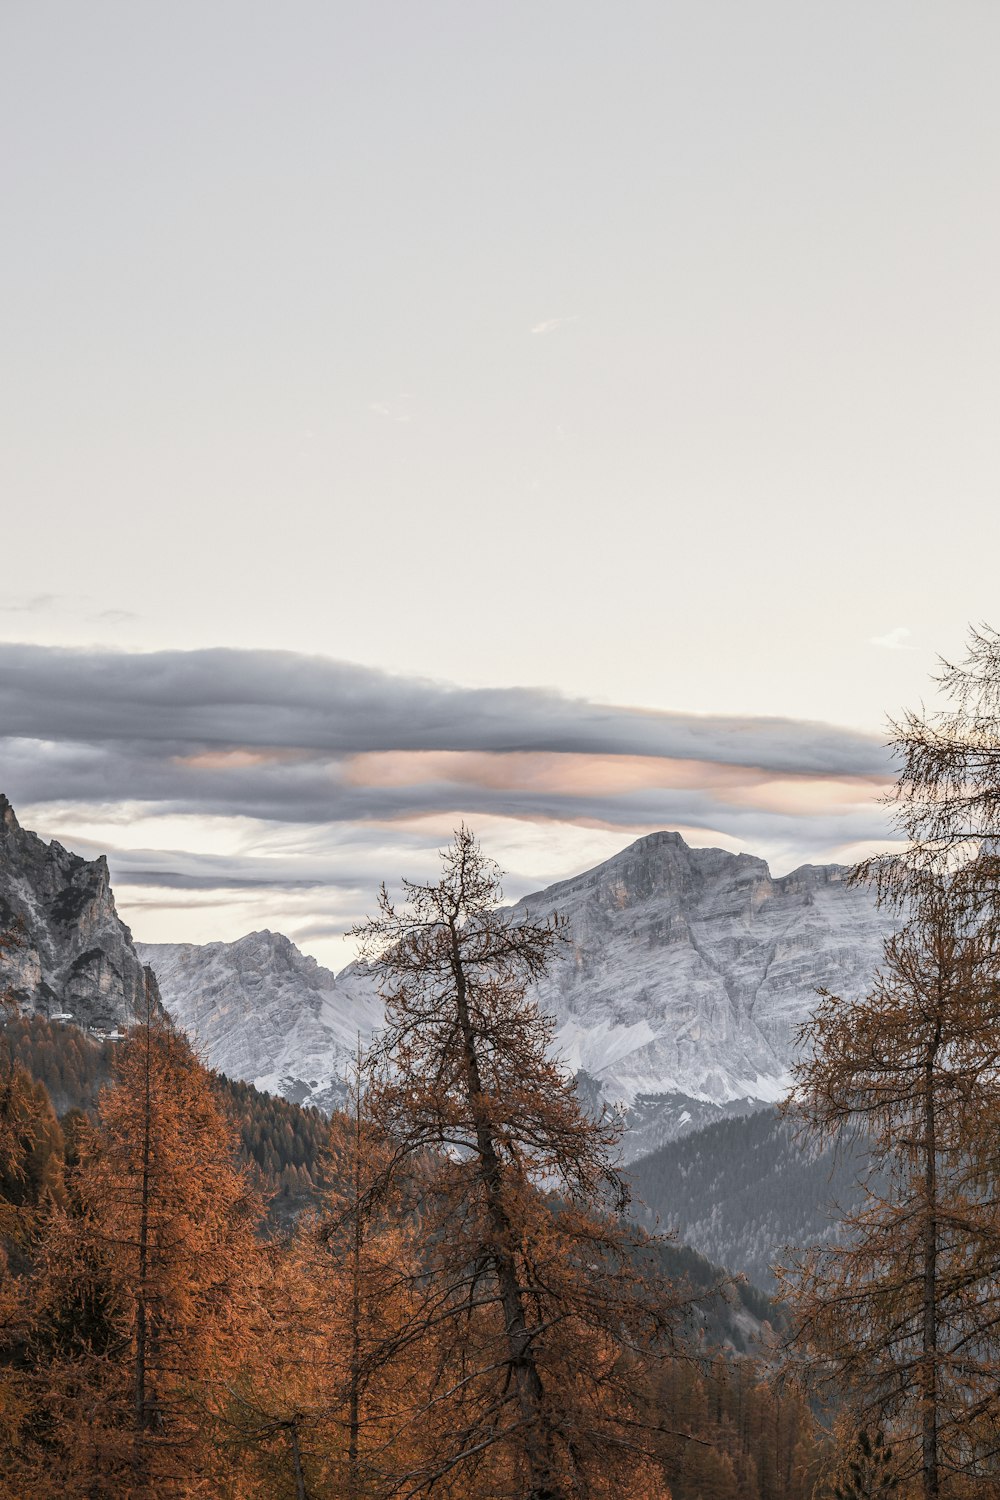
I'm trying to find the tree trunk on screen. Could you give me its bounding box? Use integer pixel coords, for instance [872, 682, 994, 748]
[289, 1418, 308, 1500]
[133, 1019, 153, 1482]
[449, 919, 560, 1500]
[348, 1063, 362, 1500]
[921, 1029, 941, 1500]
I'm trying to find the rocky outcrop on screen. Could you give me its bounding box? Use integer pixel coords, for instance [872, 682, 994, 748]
[136, 931, 383, 1112]
[140, 831, 895, 1141]
[516, 831, 893, 1128]
[0, 794, 160, 1031]
[1, 795, 895, 1146]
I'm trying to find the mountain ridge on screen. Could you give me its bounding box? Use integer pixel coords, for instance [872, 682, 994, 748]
[513, 828, 891, 1142]
[1, 799, 895, 1153]
[141, 828, 894, 1149]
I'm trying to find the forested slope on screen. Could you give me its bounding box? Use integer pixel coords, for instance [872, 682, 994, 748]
[628, 1105, 867, 1289]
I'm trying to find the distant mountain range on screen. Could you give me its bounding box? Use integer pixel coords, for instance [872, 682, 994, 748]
[134, 932, 381, 1114]
[137, 831, 894, 1154]
[2, 795, 894, 1155]
[1, 793, 893, 1282]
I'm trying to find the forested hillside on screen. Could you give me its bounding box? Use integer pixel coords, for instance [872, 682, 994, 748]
[0, 1014, 831, 1497]
[628, 1106, 868, 1289]
[0, 834, 837, 1500]
[0, 1013, 329, 1222]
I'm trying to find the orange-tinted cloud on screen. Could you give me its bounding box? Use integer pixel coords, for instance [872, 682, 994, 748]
[342, 748, 889, 818]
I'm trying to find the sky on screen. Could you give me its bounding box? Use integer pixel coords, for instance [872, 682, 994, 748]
[2, 3, 998, 968]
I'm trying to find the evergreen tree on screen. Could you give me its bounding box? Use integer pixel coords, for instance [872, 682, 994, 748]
[31, 993, 263, 1497]
[355, 827, 684, 1499]
[782, 878, 1000, 1495]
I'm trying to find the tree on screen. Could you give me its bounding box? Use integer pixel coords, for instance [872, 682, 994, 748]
[831, 1426, 899, 1500]
[354, 827, 681, 1500]
[782, 875, 1000, 1495]
[218, 1072, 426, 1500]
[32, 990, 264, 1497]
[859, 621, 1000, 917]
[781, 627, 1000, 1497]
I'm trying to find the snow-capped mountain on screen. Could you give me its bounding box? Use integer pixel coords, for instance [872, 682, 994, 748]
[135, 932, 382, 1113]
[517, 830, 892, 1103]
[0, 794, 160, 1032]
[143, 831, 893, 1150]
[0, 794, 895, 1150]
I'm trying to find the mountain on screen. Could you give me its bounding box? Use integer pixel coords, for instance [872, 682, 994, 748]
[0, 794, 159, 1032]
[1, 798, 894, 1153]
[626, 1105, 869, 1289]
[135, 932, 382, 1113]
[515, 831, 893, 1154]
[143, 831, 893, 1148]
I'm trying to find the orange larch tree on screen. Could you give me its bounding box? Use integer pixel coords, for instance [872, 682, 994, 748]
[354, 827, 683, 1500]
[781, 880, 1000, 1497]
[30, 992, 263, 1498]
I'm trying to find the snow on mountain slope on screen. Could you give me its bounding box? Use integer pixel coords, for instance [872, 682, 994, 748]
[139, 832, 894, 1144]
[136, 931, 382, 1112]
[1, 794, 896, 1155]
[515, 831, 893, 1121]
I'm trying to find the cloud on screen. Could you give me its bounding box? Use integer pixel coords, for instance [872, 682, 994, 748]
[0, 594, 56, 614]
[93, 608, 139, 625]
[0, 643, 887, 774]
[0, 644, 896, 934]
[871, 626, 913, 651]
[530, 315, 579, 335]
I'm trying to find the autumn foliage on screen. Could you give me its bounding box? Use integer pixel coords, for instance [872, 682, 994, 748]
[0, 833, 831, 1498]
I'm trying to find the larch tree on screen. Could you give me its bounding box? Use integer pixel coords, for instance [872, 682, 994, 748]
[781, 625, 1000, 1497]
[782, 878, 1000, 1493]
[859, 621, 1000, 918]
[220, 1074, 426, 1500]
[0, 920, 56, 1492]
[354, 827, 683, 1500]
[32, 986, 264, 1498]
[309, 1075, 428, 1498]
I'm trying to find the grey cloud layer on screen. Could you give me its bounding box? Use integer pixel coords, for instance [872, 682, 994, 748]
[1, 642, 888, 775]
[1, 644, 893, 892]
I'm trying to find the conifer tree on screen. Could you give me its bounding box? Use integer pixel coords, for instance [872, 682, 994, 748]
[220, 1076, 425, 1500]
[859, 622, 1000, 918]
[832, 1427, 898, 1500]
[32, 988, 263, 1497]
[355, 827, 682, 1500]
[782, 877, 1000, 1495]
[783, 628, 1000, 1496]
[314, 1069, 416, 1497]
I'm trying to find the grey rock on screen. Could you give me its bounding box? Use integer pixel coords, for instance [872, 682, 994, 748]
[1, 796, 895, 1149]
[139, 831, 895, 1140]
[0, 794, 160, 1031]
[513, 831, 894, 1150]
[136, 930, 382, 1110]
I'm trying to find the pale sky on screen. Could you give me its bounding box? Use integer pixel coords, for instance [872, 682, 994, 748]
[2, 4, 998, 967]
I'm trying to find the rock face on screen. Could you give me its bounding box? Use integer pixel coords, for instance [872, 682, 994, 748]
[136, 932, 383, 1112]
[141, 832, 894, 1142]
[515, 831, 893, 1139]
[2, 795, 895, 1150]
[0, 794, 159, 1031]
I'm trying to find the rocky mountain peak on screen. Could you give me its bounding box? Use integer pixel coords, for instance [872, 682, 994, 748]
[136, 932, 382, 1111]
[0, 794, 159, 1031]
[512, 829, 893, 1152]
[2, 801, 897, 1158]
